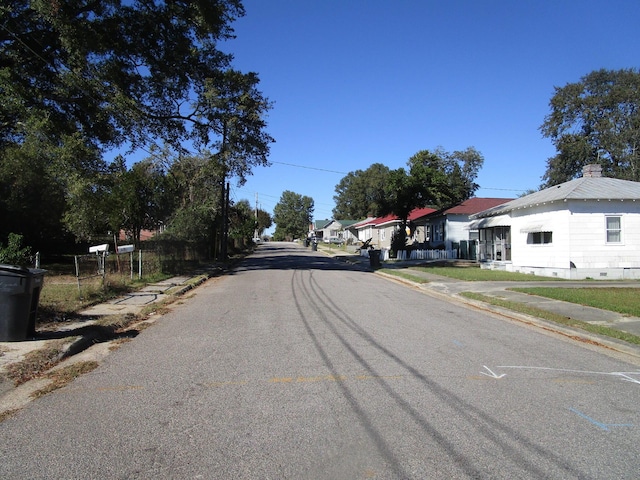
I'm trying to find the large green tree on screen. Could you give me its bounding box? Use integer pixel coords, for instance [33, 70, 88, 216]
[332, 163, 390, 219]
[1, 1, 274, 251]
[164, 153, 226, 244]
[273, 191, 314, 241]
[1, 0, 245, 151]
[540, 68, 640, 185]
[334, 148, 483, 226]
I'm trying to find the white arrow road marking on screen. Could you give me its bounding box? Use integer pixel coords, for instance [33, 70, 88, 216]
[616, 372, 640, 385]
[480, 365, 506, 379]
[497, 366, 640, 385]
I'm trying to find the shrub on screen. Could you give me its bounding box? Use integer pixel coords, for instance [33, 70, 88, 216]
[0, 233, 32, 266]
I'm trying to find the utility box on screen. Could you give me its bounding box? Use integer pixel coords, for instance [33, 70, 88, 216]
[0, 264, 46, 341]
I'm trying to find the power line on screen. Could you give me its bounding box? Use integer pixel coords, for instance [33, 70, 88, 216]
[271, 161, 347, 175]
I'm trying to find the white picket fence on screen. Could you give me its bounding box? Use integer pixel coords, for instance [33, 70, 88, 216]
[360, 248, 458, 261]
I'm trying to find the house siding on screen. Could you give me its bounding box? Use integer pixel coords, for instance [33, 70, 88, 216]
[505, 200, 640, 279]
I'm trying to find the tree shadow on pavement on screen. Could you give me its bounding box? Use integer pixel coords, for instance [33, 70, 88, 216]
[34, 324, 139, 359]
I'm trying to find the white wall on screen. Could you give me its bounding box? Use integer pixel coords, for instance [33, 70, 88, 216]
[506, 200, 640, 279]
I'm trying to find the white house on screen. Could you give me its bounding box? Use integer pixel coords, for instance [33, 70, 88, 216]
[470, 164, 640, 279]
[413, 198, 513, 258]
[320, 219, 359, 243]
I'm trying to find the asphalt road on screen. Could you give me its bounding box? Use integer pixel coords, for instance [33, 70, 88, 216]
[1, 242, 639, 479]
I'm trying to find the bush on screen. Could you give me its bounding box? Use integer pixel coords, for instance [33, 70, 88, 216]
[0, 233, 32, 266]
[390, 228, 407, 258]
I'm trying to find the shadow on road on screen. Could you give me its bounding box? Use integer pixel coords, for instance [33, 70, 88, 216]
[231, 243, 368, 273]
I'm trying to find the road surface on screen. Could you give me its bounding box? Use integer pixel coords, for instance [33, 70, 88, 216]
[1, 242, 639, 478]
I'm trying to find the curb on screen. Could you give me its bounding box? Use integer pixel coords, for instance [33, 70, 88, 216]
[374, 270, 640, 362]
[0, 267, 224, 419]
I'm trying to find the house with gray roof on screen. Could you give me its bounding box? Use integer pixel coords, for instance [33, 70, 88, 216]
[470, 164, 640, 279]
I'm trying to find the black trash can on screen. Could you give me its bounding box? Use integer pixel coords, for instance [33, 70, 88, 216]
[0, 264, 46, 341]
[311, 241, 317, 251]
[368, 249, 382, 269]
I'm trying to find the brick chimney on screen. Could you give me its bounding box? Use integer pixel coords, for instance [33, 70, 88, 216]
[582, 164, 602, 178]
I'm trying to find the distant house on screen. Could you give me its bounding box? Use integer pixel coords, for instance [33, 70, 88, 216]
[310, 219, 359, 243]
[351, 207, 436, 250]
[320, 219, 359, 243]
[470, 164, 640, 279]
[412, 198, 513, 259]
[309, 219, 331, 240]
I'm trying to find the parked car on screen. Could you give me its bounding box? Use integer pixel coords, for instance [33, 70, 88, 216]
[324, 236, 344, 244]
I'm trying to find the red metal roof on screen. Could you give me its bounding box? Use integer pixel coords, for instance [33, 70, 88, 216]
[443, 197, 513, 215]
[353, 207, 437, 227]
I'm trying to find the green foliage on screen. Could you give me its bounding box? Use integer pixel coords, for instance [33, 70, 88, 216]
[196, 70, 274, 185]
[333, 163, 390, 219]
[164, 153, 225, 244]
[541, 68, 640, 186]
[414, 266, 562, 281]
[390, 228, 408, 257]
[0, 233, 32, 266]
[333, 148, 483, 225]
[0, 1, 273, 254]
[228, 199, 255, 242]
[273, 191, 314, 241]
[377, 147, 483, 223]
[1, 1, 246, 151]
[256, 208, 273, 235]
[511, 287, 640, 317]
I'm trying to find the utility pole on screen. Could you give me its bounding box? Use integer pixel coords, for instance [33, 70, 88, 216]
[221, 182, 230, 261]
[254, 192, 259, 240]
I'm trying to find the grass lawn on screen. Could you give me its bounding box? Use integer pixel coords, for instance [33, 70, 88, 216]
[379, 269, 430, 284]
[412, 266, 564, 282]
[460, 291, 640, 346]
[511, 287, 640, 317]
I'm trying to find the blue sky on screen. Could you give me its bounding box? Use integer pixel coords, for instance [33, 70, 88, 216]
[219, 0, 640, 228]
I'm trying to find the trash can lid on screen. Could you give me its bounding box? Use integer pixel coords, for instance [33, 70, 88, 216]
[0, 264, 30, 274]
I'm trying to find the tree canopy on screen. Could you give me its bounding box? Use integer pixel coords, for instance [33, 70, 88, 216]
[540, 68, 640, 186]
[273, 191, 314, 241]
[0, 1, 274, 253]
[333, 147, 483, 223]
[1, 0, 246, 152]
[332, 163, 390, 219]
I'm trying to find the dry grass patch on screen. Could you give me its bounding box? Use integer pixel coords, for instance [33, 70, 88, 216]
[0, 408, 21, 423]
[5, 339, 72, 386]
[31, 361, 99, 399]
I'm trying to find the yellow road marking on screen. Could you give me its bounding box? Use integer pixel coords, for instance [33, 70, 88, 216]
[204, 380, 249, 387]
[96, 385, 144, 392]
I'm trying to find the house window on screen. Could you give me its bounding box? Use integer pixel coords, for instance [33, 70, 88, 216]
[606, 216, 622, 243]
[528, 231, 552, 244]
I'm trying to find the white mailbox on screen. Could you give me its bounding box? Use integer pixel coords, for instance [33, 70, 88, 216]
[117, 244, 135, 254]
[89, 244, 109, 254]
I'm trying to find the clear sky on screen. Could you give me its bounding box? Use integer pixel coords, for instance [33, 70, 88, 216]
[219, 0, 639, 228]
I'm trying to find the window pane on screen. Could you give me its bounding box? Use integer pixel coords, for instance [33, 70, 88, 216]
[607, 230, 621, 243]
[607, 217, 621, 230]
[606, 216, 621, 243]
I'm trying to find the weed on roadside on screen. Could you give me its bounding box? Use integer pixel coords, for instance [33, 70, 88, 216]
[0, 408, 21, 423]
[31, 361, 99, 399]
[5, 339, 72, 386]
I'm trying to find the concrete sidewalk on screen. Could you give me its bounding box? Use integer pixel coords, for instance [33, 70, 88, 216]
[0, 267, 221, 407]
